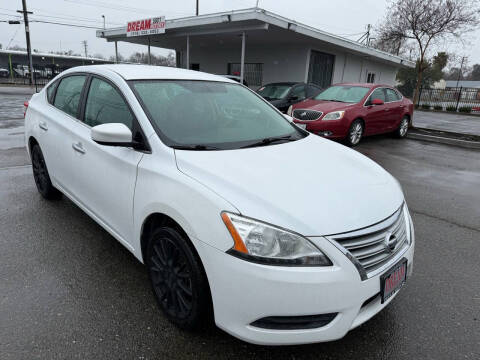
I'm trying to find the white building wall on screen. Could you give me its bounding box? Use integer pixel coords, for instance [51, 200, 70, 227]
[187, 42, 399, 87]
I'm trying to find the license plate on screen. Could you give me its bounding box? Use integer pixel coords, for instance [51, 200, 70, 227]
[380, 259, 407, 303]
[295, 123, 307, 130]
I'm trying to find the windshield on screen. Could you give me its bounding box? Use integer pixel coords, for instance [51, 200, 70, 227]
[314, 85, 370, 103]
[257, 84, 292, 100]
[131, 80, 305, 150]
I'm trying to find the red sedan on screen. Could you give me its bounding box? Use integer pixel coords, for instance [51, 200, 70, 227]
[288, 83, 413, 146]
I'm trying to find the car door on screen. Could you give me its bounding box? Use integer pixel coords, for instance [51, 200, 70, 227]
[42, 74, 88, 189]
[364, 88, 388, 134]
[385, 88, 403, 131]
[68, 75, 145, 246]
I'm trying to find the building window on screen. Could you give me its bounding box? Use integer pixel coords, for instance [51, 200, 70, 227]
[366, 72, 376, 83]
[228, 63, 263, 86]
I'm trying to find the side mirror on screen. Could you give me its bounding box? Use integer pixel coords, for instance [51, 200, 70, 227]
[284, 114, 293, 122]
[91, 123, 132, 146]
[289, 95, 299, 101]
[371, 98, 384, 106]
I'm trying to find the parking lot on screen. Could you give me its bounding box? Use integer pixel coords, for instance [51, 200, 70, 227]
[1, 87, 479, 359]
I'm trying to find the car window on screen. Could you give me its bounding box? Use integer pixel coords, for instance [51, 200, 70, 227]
[307, 84, 322, 98]
[53, 75, 86, 118]
[131, 80, 304, 149]
[290, 85, 306, 100]
[315, 85, 370, 103]
[46, 80, 58, 104]
[257, 84, 292, 100]
[84, 77, 133, 129]
[386, 88, 401, 102]
[366, 88, 386, 105]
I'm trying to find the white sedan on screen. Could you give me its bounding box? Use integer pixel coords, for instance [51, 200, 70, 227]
[24, 64, 414, 345]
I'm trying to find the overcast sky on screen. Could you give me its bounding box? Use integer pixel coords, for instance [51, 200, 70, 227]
[0, 0, 479, 66]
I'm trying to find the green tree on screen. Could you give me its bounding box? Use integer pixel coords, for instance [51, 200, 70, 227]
[468, 64, 480, 80]
[397, 52, 448, 97]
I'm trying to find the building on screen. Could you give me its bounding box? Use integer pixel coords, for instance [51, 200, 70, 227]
[0, 49, 110, 80]
[97, 8, 414, 89]
[445, 80, 480, 89]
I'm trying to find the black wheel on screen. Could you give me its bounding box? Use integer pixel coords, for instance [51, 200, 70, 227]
[394, 116, 409, 138]
[146, 227, 211, 330]
[31, 144, 62, 200]
[345, 119, 364, 146]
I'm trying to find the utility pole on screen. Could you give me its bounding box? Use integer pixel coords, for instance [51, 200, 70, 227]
[256, 0, 260, 8]
[102, 15, 105, 29]
[196, 0, 199, 16]
[82, 40, 88, 58]
[17, 0, 34, 85]
[456, 56, 466, 88]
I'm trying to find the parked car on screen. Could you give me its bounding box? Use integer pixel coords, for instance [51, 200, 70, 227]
[0, 68, 9, 78]
[25, 65, 414, 346]
[257, 82, 323, 112]
[218, 74, 249, 86]
[288, 83, 414, 146]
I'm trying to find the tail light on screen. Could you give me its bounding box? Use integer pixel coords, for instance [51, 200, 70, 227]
[23, 101, 29, 118]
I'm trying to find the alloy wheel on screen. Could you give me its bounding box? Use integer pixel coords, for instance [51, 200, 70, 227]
[399, 118, 409, 137]
[149, 238, 194, 319]
[350, 123, 363, 145]
[32, 148, 49, 193]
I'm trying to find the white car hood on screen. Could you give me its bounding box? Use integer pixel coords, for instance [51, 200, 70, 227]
[175, 135, 404, 236]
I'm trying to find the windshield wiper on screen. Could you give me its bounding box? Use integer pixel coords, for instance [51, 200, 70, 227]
[322, 99, 347, 102]
[241, 135, 297, 148]
[172, 144, 221, 151]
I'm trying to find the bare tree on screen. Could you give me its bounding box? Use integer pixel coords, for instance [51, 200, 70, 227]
[377, 0, 479, 104]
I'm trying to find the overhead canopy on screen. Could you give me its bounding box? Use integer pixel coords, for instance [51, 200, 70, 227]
[96, 8, 414, 69]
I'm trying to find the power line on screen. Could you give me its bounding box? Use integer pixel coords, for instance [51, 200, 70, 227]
[63, 0, 191, 16]
[29, 19, 103, 29]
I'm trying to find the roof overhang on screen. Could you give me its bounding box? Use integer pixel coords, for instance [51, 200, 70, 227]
[97, 8, 414, 68]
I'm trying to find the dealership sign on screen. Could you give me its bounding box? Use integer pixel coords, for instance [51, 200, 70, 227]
[126, 17, 166, 37]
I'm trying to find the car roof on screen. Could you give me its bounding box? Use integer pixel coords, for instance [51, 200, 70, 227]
[333, 83, 393, 89]
[61, 64, 236, 83]
[262, 82, 299, 86]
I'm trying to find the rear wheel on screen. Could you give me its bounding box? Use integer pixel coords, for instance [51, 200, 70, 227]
[345, 119, 364, 146]
[146, 227, 211, 330]
[31, 144, 62, 200]
[394, 116, 409, 138]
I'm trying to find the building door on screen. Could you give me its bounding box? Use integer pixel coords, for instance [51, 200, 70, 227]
[228, 63, 263, 87]
[307, 50, 334, 89]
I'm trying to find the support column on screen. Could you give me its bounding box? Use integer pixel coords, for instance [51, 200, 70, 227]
[8, 54, 13, 80]
[240, 31, 246, 85]
[115, 41, 118, 63]
[186, 35, 190, 69]
[148, 37, 151, 65]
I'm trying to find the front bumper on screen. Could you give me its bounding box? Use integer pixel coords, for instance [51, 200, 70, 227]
[193, 232, 414, 345]
[293, 119, 349, 139]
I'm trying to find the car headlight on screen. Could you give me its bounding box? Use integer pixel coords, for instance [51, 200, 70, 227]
[221, 212, 332, 266]
[403, 203, 414, 245]
[287, 105, 293, 116]
[322, 110, 345, 121]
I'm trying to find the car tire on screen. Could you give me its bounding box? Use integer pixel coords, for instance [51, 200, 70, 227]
[394, 116, 409, 138]
[31, 143, 62, 200]
[345, 119, 364, 146]
[146, 226, 212, 330]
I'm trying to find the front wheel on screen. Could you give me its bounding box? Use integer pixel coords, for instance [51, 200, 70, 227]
[394, 116, 409, 138]
[146, 227, 212, 330]
[345, 119, 364, 146]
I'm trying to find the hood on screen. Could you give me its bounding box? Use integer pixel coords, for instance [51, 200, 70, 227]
[175, 135, 404, 236]
[293, 99, 356, 114]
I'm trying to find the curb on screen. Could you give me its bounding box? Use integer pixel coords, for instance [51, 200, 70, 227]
[407, 132, 480, 149]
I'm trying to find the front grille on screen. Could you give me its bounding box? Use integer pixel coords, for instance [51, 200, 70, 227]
[292, 109, 323, 121]
[327, 206, 409, 279]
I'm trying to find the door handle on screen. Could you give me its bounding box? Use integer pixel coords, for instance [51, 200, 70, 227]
[399, 105, 405, 108]
[72, 142, 86, 154]
[384, 108, 390, 111]
[39, 121, 48, 131]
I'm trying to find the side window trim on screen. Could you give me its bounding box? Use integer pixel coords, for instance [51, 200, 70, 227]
[78, 75, 93, 122]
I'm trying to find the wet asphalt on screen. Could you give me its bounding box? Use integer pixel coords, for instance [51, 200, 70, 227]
[0, 87, 479, 359]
